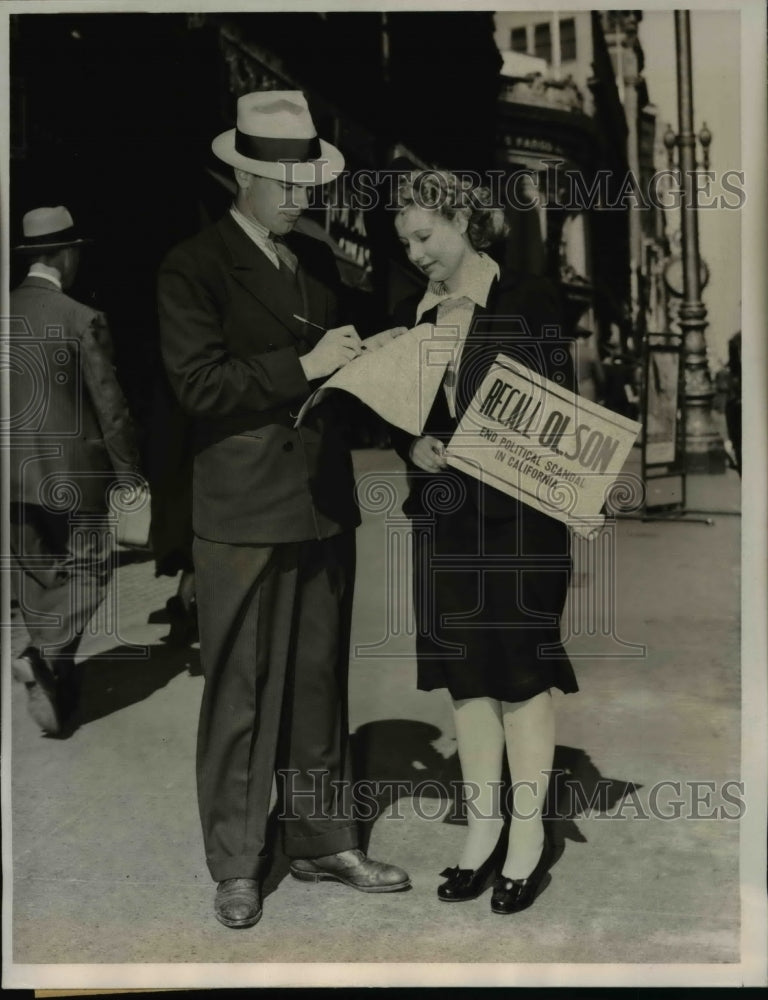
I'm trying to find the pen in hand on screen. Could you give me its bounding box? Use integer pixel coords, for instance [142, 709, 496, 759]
[292, 314, 369, 350]
[292, 313, 326, 333]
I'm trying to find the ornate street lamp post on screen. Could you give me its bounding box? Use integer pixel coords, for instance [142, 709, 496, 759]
[671, 10, 725, 473]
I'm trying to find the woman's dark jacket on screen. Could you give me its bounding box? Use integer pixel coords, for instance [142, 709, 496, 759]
[389, 269, 575, 521]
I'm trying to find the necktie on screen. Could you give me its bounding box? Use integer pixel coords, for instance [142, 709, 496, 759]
[270, 236, 298, 275]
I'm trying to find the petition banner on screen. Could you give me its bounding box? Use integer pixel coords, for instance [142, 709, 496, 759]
[445, 354, 642, 537]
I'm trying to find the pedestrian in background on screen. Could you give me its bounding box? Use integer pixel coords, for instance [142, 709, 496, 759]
[158, 90, 409, 930]
[9, 206, 141, 736]
[389, 169, 578, 915]
[571, 325, 606, 405]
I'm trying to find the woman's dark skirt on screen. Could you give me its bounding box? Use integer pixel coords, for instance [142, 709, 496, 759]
[411, 492, 578, 704]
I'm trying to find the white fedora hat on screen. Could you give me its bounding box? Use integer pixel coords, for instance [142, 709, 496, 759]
[14, 205, 92, 253]
[212, 90, 344, 186]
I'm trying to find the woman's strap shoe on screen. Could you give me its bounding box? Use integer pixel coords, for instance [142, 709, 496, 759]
[437, 831, 507, 902]
[437, 862, 497, 901]
[490, 840, 554, 915]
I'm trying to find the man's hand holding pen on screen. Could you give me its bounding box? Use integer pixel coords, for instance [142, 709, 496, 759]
[296, 316, 408, 381]
[298, 324, 363, 381]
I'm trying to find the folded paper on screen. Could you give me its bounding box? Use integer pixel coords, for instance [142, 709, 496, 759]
[294, 322, 456, 435]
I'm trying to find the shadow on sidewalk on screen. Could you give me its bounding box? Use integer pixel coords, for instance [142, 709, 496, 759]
[546, 745, 643, 850]
[352, 721, 640, 849]
[58, 640, 201, 737]
[352, 719, 461, 852]
[254, 723, 643, 896]
[261, 719, 641, 896]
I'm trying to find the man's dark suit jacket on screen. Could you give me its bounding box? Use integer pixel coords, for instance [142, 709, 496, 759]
[157, 214, 360, 544]
[389, 269, 575, 522]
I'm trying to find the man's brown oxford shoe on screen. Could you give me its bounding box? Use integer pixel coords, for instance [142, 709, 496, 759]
[214, 878, 262, 928]
[289, 849, 410, 893]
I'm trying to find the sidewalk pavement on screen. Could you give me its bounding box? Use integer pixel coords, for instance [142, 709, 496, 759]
[8, 452, 743, 978]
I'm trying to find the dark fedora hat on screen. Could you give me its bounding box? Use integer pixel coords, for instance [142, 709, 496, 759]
[14, 206, 92, 253]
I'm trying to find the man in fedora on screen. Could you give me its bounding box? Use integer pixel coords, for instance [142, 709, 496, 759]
[9, 206, 140, 735]
[158, 90, 409, 929]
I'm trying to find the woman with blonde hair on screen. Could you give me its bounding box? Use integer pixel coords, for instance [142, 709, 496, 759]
[389, 170, 578, 914]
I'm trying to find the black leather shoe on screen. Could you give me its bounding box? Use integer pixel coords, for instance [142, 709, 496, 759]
[214, 878, 262, 928]
[437, 829, 507, 902]
[289, 849, 410, 893]
[490, 839, 554, 914]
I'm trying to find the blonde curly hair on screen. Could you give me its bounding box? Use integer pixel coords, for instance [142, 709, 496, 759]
[395, 169, 507, 250]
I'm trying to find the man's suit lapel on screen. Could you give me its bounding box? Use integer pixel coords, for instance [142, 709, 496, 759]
[216, 215, 306, 343]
